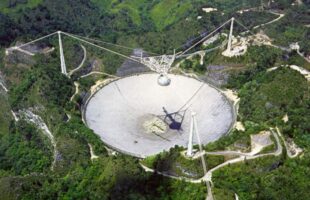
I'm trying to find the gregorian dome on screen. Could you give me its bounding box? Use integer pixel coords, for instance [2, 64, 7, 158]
[157, 74, 171, 86]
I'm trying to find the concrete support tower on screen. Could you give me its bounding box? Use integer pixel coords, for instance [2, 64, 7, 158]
[227, 17, 235, 53]
[58, 31, 67, 75]
[186, 112, 197, 157]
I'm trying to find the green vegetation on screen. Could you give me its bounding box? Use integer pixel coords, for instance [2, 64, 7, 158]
[233, 10, 276, 29]
[213, 154, 310, 200]
[213, 156, 282, 199]
[0, 120, 52, 176]
[92, 0, 148, 26]
[0, 54, 209, 199]
[180, 55, 206, 74]
[0, 155, 207, 200]
[0, 0, 310, 199]
[286, 51, 310, 70]
[0, 0, 43, 14]
[226, 45, 282, 88]
[150, 0, 192, 30]
[239, 68, 306, 121]
[204, 122, 267, 152]
[237, 68, 309, 148]
[264, 5, 309, 47]
[142, 146, 205, 179]
[204, 0, 261, 13]
[8, 54, 73, 134]
[0, 92, 11, 134]
[142, 146, 226, 179]
[211, 54, 309, 199]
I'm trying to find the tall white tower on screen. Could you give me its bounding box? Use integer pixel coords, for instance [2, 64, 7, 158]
[58, 31, 67, 75]
[227, 17, 235, 53]
[186, 112, 197, 157]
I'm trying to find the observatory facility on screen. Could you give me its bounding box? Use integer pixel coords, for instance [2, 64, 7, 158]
[8, 22, 241, 158]
[84, 73, 235, 157]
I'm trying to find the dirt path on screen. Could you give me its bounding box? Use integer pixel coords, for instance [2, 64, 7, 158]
[297, 49, 310, 64]
[88, 143, 99, 160]
[70, 81, 80, 102]
[268, 65, 310, 81]
[276, 127, 302, 158]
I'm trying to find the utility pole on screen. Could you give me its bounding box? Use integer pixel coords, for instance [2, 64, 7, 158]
[58, 31, 67, 75]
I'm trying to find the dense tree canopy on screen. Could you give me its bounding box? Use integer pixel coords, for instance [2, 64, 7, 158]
[0, 0, 310, 199]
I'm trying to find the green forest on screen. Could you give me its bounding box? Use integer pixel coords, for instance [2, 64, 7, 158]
[0, 0, 309, 199]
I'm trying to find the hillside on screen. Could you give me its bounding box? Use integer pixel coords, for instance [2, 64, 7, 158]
[0, 0, 309, 199]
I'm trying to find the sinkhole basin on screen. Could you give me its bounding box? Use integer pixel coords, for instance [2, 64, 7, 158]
[84, 73, 235, 158]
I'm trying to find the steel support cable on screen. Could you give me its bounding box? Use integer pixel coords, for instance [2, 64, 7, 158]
[234, 19, 256, 36]
[111, 81, 154, 142]
[173, 20, 230, 53]
[61, 31, 142, 65]
[177, 89, 209, 198]
[65, 32, 160, 56]
[175, 89, 209, 194]
[176, 81, 205, 113]
[113, 81, 154, 117]
[194, 115, 208, 174]
[14, 31, 58, 49]
[63, 32, 175, 77]
[186, 90, 210, 200]
[177, 45, 223, 59]
[62, 32, 170, 115]
[177, 19, 232, 57]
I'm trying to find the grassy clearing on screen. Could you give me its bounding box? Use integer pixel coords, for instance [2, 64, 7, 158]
[110, 0, 148, 25]
[0, 0, 42, 14]
[92, 0, 193, 29]
[150, 0, 192, 30]
[92, 0, 148, 25]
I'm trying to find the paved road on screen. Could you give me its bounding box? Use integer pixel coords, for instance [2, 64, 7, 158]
[253, 11, 285, 30]
[139, 128, 282, 199]
[196, 128, 282, 183]
[140, 127, 282, 184]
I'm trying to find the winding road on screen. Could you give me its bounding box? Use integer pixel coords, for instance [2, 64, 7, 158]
[68, 45, 87, 76]
[196, 128, 282, 183]
[139, 127, 283, 199]
[253, 11, 285, 30]
[80, 71, 119, 79]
